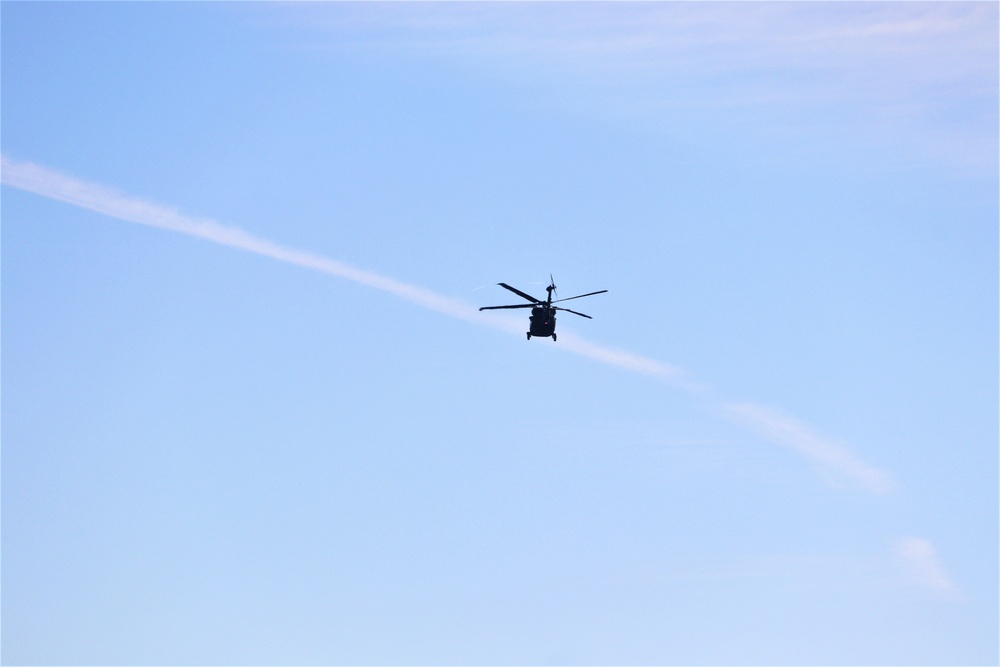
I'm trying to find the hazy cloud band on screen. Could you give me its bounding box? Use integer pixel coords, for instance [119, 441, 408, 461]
[2, 154, 893, 494]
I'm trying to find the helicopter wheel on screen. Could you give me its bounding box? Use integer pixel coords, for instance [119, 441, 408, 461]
[526, 333, 531, 340]
[552, 333, 557, 341]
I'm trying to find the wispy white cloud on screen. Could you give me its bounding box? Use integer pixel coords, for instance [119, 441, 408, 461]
[894, 536, 963, 599]
[276, 2, 997, 173]
[2, 154, 894, 494]
[284, 1, 996, 73]
[724, 402, 895, 495]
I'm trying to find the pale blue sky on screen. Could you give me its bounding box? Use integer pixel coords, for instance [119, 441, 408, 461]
[2, 2, 997, 665]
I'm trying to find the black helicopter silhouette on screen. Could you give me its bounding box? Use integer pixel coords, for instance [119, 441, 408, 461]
[479, 277, 607, 341]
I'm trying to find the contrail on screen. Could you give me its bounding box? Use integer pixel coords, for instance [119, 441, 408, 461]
[724, 402, 895, 494]
[0, 156, 489, 325]
[894, 536, 963, 599]
[0, 155, 686, 383]
[1, 154, 893, 493]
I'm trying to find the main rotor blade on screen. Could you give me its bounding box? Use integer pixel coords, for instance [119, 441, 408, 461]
[479, 304, 535, 311]
[551, 289, 608, 304]
[554, 306, 593, 319]
[498, 283, 542, 304]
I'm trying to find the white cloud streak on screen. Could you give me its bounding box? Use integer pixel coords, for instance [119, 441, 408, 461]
[1, 155, 893, 493]
[894, 536, 963, 599]
[725, 402, 895, 495]
[0, 155, 487, 325]
[0, 155, 684, 385]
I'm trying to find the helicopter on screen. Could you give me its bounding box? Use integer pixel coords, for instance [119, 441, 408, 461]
[479, 277, 607, 341]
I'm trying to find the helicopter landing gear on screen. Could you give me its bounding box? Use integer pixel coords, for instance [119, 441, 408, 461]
[526, 333, 531, 340]
[552, 333, 557, 341]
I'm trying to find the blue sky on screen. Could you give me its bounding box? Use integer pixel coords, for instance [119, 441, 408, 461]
[2, 2, 997, 665]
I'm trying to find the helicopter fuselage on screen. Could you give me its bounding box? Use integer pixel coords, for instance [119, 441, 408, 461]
[528, 306, 557, 340]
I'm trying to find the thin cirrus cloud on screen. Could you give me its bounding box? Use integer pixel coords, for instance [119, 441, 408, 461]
[281, 2, 997, 173]
[289, 1, 996, 73]
[2, 154, 892, 495]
